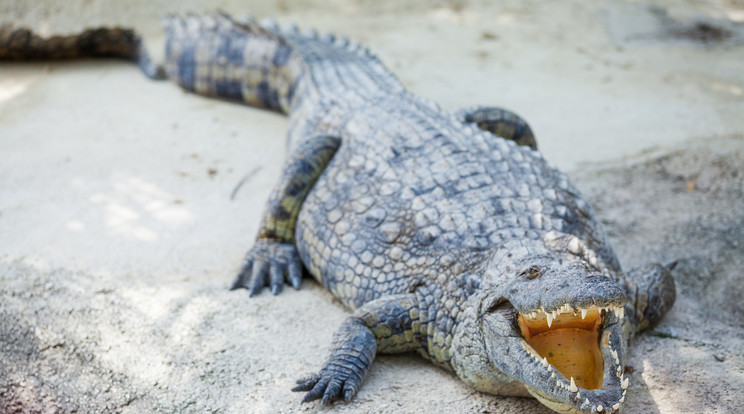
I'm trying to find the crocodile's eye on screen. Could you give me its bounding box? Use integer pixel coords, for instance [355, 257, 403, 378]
[520, 266, 542, 279]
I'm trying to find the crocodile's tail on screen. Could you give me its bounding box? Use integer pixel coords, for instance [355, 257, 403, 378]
[0, 25, 164, 79]
[162, 12, 304, 114]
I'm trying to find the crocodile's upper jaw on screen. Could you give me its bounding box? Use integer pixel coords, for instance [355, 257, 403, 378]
[516, 303, 629, 413]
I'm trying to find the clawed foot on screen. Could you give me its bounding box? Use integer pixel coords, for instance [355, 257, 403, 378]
[230, 240, 303, 296]
[292, 362, 365, 404]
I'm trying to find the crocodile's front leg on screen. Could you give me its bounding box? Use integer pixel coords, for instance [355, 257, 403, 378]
[231, 134, 341, 296]
[624, 262, 677, 334]
[456, 105, 537, 150]
[293, 293, 423, 404]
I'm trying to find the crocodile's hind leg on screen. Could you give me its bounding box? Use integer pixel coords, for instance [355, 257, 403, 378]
[456, 106, 537, 150]
[231, 134, 341, 296]
[624, 262, 677, 334]
[292, 293, 423, 404]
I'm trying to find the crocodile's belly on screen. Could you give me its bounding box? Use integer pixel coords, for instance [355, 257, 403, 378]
[294, 114, 612, 310]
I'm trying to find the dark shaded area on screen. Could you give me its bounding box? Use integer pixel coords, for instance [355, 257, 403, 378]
[651, 7, 739, 46]
[669, 21, 734, 44]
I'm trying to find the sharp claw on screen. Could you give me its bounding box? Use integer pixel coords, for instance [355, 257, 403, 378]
[249, 281, 263, 297]
[229, 277, 242, 290]
[291, 275, 301, 290]
[343, 388, 354, 402]
[271, 284, 281, 295]
[321, 394, 332, 405]
[302, 390, 321, 403]
[301, 394, 314, 404]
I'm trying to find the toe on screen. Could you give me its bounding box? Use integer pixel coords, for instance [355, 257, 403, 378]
[269, 261, 284, 295]
[342, 382, 357, 402]
[230, 260, 253, 290]
[301, 378, 328, 403]
[292, 374, 320, 392]
[288, 258, 302, 290]
[249, 261, 269, 297]
[321, 378, 344, 404]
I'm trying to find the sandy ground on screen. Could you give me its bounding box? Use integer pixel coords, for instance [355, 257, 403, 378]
[1, 1, 743, 413]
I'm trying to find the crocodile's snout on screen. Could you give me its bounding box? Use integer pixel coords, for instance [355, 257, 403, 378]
[504, 262, 628, 317]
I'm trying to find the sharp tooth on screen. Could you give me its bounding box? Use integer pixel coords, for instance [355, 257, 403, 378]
[597, 404, 603, 412]
[551, 372, 556, 379]
[581, 308, 588, 319]
[613, 403, 620, 411]
[542, 357, 549, 368]
[617, 306, 624, 319]
[570, 377, 578, 393]
[619, 395, 625, 403]
[546, 312, 554, 328]
[585, 398, 590, 406]
[621, 377, 629, 390]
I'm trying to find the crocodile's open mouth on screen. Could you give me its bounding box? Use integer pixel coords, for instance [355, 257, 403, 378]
[517, 304, 624, 390]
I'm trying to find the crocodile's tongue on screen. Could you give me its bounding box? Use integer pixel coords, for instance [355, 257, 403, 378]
[518, 307, 604, 389]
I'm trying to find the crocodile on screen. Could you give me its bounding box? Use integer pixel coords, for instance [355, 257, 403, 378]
[0, 13, 676, 413]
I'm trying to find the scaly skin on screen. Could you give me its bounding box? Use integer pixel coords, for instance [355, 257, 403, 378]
[0, 13, 676, 413]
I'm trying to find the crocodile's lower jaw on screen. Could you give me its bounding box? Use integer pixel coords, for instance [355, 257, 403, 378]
[525, 385, 586, 414]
